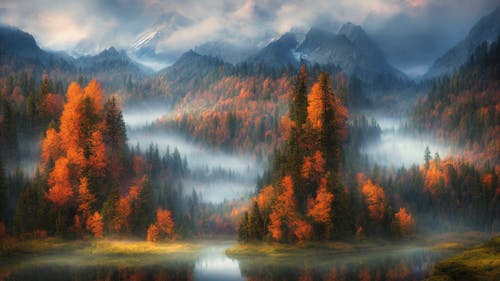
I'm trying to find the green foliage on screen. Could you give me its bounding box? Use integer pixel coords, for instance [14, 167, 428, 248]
[427, 236, 500, 281]
[412, 37, 500, 166]
[0, 159, 6, 222]
[14, 182, 50, 236]
[103, 96, 127, 152]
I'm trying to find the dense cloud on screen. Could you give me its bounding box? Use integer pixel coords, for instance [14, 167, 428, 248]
[0, 0, 497, 75]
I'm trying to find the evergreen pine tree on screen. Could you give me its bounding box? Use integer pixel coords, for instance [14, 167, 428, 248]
[424, 146, 432, 169]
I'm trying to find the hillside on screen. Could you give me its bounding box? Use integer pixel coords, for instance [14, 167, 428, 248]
[425, 7, 500, 78]
[413, 37, 500, 168]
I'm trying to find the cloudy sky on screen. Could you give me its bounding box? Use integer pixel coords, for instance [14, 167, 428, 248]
[0, 0, 497, 75]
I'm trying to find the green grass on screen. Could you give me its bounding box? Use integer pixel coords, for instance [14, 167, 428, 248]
[426, 236, 500, 281]
[0, 238, 205, 279]
[225, 240, 363, 258]
[80, 239, 202, 255]
[0, 237, 83, 256]
[1, 237, 202, 257]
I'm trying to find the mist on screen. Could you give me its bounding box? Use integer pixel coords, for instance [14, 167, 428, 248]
[122, 102, 172, 128]
[360, 114, 454, 167]
[123, 104, 261, 203]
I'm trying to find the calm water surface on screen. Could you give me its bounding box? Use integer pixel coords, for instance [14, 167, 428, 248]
[1, 241, 455, 281]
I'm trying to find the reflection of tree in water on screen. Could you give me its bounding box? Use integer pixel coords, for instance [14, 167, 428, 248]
[3, 262, 195, 281]
[236, 249, 447, 281]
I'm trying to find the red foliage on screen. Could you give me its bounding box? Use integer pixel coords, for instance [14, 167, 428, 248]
[47, 157, 73, 207]
[269, 176, 296, 241]
[307, 82, 323, 130]
[147, 224, 160, 242]
[293, 219, 312, 241]
[394, 207, 414, 235]
[43, 93, 64, 118]
[256, 185, 276, 211]
[113, 197, 132, 232]
[301, 150, 325, 184]
[361, 178, 386, 221]
[77, 177, 95, 222]
[86, 211, 103, 238]
[307, 177, 334, 224]
[88, 131, 106, 176]
[41, 128, 62, 167]
[156, 208, 174, 236]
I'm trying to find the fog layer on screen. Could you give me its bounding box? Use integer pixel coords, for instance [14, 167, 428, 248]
[123, 105, 260, 203]
[361, 115, 454, 167]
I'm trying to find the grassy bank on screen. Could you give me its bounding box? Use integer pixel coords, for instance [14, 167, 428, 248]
[1, 237, 202, 257]
[426, 236, 500, 281]
[226, 232, 493, 258]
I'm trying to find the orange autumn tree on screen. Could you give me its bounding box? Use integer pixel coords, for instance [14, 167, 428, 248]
[268, 176, 296, 241]
[86, 211, 103, 238]
[41, 80, 112, 235]
[394, 207, 415, 237]
[77, 177, 95, 226]
[301, 150, 325, 185]
[307, 177, 334, 224]
[147, 208, 175, 241]
[156, 208, 174, 236]
[146, 223, 160, 242]
[256, 185, 276, 211]
[41, 127, 62, 167]
[268, 176, 312, 242]
[113, 197, 132, 233]
[307, 81, 324, 130]
[240, 68, 349, 243]
[421, 159, 445, 196]
[361, 178, 386, 221]
[47, 157, 73, 207]
[306, 73, 348, 170]
[111, 176, 155, 235]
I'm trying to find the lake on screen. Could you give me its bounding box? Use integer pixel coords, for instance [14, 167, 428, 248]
[0, 240, 458, 281]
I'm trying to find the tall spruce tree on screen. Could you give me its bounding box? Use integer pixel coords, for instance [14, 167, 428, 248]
[287, 65, 309, 203]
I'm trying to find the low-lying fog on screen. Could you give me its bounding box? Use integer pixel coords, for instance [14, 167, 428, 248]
[123, 105, 261, 203]
[123, 105, 456, 202]
[122, 102, 172, 128]
[361, 113, 454, 167]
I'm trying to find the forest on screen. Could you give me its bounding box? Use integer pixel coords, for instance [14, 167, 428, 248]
[0, 40, 497, 247]
[0, 3, 499, 280]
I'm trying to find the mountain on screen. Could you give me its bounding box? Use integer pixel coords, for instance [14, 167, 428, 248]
[297, 24, 407, 84]
[0, 25, 75, 77]
[425, 6, 500, 78]
[194, 41, 256, 65]
[158, 50, 228, 79]
[0, 25, 152, 89]
[76, 47, 152, 79]
[244, 32, 300, 69]
[297, 27, 356, 70]
[129, 12, 193, 70]
[413, 36, 500, 166]
[150, 50, 231, 103]
[242, 25, 407, 85]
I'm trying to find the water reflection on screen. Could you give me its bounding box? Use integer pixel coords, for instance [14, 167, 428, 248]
[237, 247, 444, 281]
[3, 262, 194, 281]
[194, 243, 244, 281]
[1, 242, 452, 281]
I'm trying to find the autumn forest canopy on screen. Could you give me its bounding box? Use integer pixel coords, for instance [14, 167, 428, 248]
[0, 5, 498, 252]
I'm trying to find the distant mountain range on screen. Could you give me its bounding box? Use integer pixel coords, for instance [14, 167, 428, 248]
[129, 12, 193, 69]
[0, 25, 152, 87]
[194, 41, 257, 65]
[75, 47, 153, 80]
[425, 6, 500, 78]
[237, 23, 408, 85]
[0, 25, 75, 77]
[1, 5, 499, 88]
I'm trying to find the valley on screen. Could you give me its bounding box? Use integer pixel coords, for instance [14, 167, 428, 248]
[0, 2, 499, 281]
